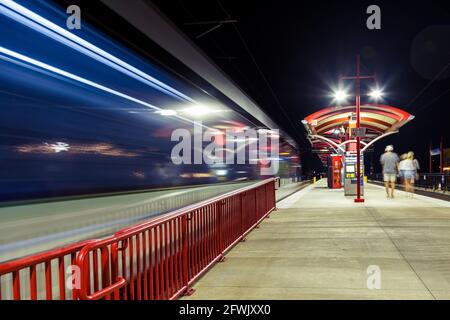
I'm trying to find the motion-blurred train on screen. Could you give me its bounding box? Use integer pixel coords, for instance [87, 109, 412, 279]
[0, 0, 301, 203]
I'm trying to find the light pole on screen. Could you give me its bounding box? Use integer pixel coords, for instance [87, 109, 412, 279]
[341, 55, 376, 203]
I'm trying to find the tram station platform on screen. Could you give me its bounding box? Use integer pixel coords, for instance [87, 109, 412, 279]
[184, 180, 450, 300]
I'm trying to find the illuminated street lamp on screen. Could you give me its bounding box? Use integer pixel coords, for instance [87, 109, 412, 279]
[341, 55, 377, 203]
[368, 88, 384, 100]
[332, 89, 349, 104]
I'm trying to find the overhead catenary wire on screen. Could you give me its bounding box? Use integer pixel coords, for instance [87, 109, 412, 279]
[177, 2, 267, 130]
[215, 0, 308, 145]
[407, 61, 450, 110]
[414, 87, 450, 115]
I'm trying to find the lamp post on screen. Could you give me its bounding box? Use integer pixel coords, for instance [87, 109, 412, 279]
[341, 55, 376, 203]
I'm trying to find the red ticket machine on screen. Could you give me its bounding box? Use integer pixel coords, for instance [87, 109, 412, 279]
[327, 155, 342, 189]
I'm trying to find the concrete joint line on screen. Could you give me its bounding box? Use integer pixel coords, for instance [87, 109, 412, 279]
[365, 207, 437, 300]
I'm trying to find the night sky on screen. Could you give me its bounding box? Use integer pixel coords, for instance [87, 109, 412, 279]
[57, 0, 450, 174]
[152, 0, 450, 173]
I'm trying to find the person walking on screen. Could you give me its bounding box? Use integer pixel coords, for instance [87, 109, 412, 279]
[380, 145, 400, 199]
[398, 153, 410, 193]
[408, 151, 420, 197]
[397, 151, 419, 197]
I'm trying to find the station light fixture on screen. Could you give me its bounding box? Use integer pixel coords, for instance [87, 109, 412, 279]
[368, 87, 384, 100]
[332, 89, 349, 104]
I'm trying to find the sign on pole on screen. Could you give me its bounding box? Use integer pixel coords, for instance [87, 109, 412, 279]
[351, 127, 366, 138]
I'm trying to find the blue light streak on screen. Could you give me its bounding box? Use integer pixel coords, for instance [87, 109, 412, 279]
[0, 0, 195, 103]
[0, 46, 213, 130]
[0, 46, 163, 111]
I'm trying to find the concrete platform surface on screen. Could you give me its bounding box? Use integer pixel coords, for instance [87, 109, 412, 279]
[184, 180, 450, 300]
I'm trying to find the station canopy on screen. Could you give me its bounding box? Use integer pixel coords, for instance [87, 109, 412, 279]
[302, 104, 414, 165]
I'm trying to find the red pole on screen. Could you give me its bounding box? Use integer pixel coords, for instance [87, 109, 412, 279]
[355, 55, 364, 203]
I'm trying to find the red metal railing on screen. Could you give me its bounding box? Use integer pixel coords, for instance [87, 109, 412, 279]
[0, 241, 88, 300]
[0, 178, 276, 300]
[76, 179, 276, 300]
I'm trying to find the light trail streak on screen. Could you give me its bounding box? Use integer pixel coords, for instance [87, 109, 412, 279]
[0, 0, 195, 102]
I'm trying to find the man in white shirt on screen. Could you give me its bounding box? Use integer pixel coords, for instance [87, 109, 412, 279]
[380, 145, 399, 199]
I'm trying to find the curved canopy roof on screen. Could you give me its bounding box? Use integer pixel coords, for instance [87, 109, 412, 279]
[302, 104, 414, 165]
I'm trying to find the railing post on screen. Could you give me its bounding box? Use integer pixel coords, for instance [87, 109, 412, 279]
[266, 183, 270, 217]
[272, 180, 278, 211]
[217, 200, 226, 262]
[13, 271, 20, 300]
[240, 193, 246, 242]
[101, 247, 111, 300]
[254, 188, 259, 228]
[273, 179, 276, 210]
[110, 243, 120, 300]
[182, 214, 195, 296]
